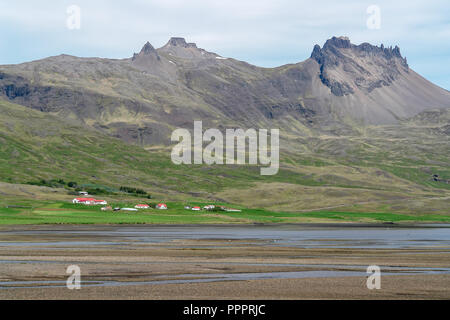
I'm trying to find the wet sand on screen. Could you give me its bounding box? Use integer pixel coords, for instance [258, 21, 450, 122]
[2, 275, 449, 300]
[0, 224, 449, 299]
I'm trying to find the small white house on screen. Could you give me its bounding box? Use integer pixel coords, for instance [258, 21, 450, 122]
[135, 204, 150, 209]
[225, 208, 242, 212]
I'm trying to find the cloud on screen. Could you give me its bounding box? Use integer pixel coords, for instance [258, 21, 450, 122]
[0, 0, 449, 89]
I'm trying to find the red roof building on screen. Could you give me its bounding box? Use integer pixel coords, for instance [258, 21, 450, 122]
[155, 203, 168, 210]
[72, 198, 107, 205]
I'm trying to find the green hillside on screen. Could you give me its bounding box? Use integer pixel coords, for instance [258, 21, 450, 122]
[0, 98, 449, 218]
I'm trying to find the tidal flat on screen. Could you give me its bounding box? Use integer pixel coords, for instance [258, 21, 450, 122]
[0, 224, 449, 299]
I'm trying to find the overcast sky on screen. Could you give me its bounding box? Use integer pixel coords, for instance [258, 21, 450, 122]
[1, 0, 449, 89]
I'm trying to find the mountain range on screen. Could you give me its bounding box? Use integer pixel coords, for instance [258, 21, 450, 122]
[1, 36, 449, 146]
[0, 36, 448, 214]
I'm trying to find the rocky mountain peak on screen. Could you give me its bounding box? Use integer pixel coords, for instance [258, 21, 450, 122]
[132, 41, 160, 63]
[311, 36, 409, 96]
[312, 37, 407, 65]
[140, 41, 157, 54]
[323, 36, 352, 50]
[158, 37, 217, 59]
[165, 37, 197, 48]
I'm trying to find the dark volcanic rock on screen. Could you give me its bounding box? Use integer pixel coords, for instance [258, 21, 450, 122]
[311, 36, 409, 96]
[165, 37, 198, 49]
[141, 41, 156, 54]
[132, 41, 160, 61]
[323, 36, 352, 49]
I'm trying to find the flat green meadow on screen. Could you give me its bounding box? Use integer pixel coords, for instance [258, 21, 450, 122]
[0, 200, 449, 225]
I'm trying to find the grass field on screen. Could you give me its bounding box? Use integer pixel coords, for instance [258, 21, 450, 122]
[0, 199, 449, 225]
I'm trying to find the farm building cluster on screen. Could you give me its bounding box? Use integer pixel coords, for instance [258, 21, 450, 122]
[72, 194, 241, 213]
[101, 204, 168, 212]
[184, 205, 241, 212]
[72, 197, 168, 212]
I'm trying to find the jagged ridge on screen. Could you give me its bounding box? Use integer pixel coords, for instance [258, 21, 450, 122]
[311, 36, 409, 96]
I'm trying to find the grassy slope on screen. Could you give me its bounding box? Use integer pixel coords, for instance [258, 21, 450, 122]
[0, 98, 449, 224]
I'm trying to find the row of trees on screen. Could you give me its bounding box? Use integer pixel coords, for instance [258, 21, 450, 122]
[26, 179, 151, 198]
[119, 186, 147, 195]
[27, 179, 72, 188]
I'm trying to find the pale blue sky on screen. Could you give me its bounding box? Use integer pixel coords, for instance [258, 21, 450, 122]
[1, 0, 449, 89]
